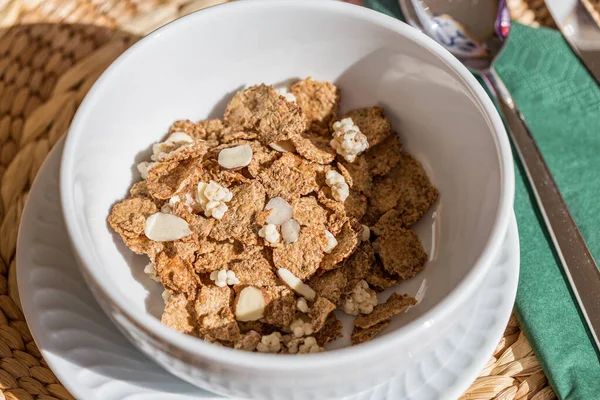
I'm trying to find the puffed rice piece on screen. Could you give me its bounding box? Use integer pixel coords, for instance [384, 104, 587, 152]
[325, 170, 350, 202]
[259, 223, 280, 243]
[276, 87, 297, 103]
[290, 318, 314, 338]
[287, 337, 324, 354]
[257, 332, 283, 353]
[197, 181, 233, 220]
[330, 118, 369, 163]
[210, 269, 241, 287]
[341, 280, 378, 316]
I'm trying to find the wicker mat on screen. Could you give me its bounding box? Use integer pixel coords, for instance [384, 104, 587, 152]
[0, 0, 558, 399]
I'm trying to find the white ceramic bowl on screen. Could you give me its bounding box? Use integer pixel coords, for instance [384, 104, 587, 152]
[60, 1, 514, 398]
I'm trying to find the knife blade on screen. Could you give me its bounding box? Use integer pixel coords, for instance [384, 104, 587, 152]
[545, 0, 600, 84]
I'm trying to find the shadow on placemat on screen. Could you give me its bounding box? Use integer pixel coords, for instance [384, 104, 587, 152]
[0, 0, 555, 399]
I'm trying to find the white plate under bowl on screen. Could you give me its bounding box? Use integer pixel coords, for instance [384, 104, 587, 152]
[17, 139, 519, 400]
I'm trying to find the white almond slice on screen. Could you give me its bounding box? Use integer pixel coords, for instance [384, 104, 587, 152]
[197, 182, 209, 207]
[281, 219, 300, 244]
[277, 268, 316, 301]
[269, 140, 296, 153]
[166, 131, 194, 145]
[323, 230, 338, 253]
[144, 212, 192, 241]
[361, 224, 370, 241]
[218, 144, 253, 169]
[234, 286, 267, 321]
[265, 197, 293, 226]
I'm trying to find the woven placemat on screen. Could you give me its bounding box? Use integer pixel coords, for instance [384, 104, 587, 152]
[0, 0, 558, 399]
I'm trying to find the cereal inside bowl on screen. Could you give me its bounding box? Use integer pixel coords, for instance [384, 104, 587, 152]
[107, 79, 438, 353]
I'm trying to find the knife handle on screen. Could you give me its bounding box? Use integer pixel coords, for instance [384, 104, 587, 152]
[484, 67, 600, 353]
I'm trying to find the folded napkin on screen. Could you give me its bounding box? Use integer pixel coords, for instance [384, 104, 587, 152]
[362, 0, 600, 398]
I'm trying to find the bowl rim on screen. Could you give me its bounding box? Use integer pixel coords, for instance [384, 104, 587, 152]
[60, 0, 515, 371]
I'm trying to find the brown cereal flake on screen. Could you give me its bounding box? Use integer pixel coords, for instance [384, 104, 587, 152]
[342, 106, 392, 147]
[162, 294, 196, 334]
[307, 268, 348, 305]
[108, 197, 157, 239]
[258, 153, 319, 202]
[129, 181, 161, 206]
[146, 157, 203, 200]
[155, 141, 208, 164]
[193, 240, 245, 274]
[238, 321, 276, 335]
[365, 135, 402, 176]
[169, 119, 208, 140]
[197, 118, 224, 141]
[339, 242, 376, 292]
[174, 204, 215, 239]
[314, 314, 343, 346]
[262, 286, 297, 329]
[290, 78, 340, 135]
[255, 209, 272, 227]
[234, 330, 261, 351]
[272, 223, 328, 280]
[351, 320, 390, 345]
[245, 140, 280, 178]
[345, 191, 368, 220]
[354, 292, 416, 329]
[371, 209, 403, 236]
[365, 260, 398, 292]
[339, 157, 372, 196]
[195, 285, 240, 341]
[199, 159, 250, 188]
[373, 228, 427, 280]
[125, 235, 159, 255]
[219, 127, 259, 143]
[309, 297, 336, 332]
[229, 256, 278, 288]
[209, 180, 266, 245]
[224, 84, 306, 145]
[201, 308, 241, 342]
[368, 153, 438, 223]
[291, 131, 336, 164]
[320, 221, 361, 271]
[316, 188, 348, 234]
[155, 252, 201, 299]
[291, 196, 328, 228]
[336, 162, 353, 188]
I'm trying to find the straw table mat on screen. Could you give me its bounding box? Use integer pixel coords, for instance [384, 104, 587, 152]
[0, 0, 557, 399]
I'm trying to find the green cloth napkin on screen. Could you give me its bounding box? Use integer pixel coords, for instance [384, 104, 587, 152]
[363, 0, 600, 398]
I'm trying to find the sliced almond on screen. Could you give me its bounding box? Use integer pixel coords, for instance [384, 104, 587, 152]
[234, 286, 268, 322]
[277, 268, 316, 301]
[197, 182, 209, 207]
[265, 197, 293, 226]
[144, 212, 192, 241]
[218, 144, 253, 169]
[281, 219, 300, 244]
[269, 140, 296, 153]
[166, 131, 194, 145]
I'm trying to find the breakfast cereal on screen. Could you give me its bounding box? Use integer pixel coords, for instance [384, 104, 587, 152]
[108, 78, 438, 354]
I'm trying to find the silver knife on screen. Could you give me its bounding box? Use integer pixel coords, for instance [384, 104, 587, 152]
[546, 0, 600, 83]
